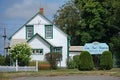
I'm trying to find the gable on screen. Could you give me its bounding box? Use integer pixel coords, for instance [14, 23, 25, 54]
[9, 12, 52, 40]
[27, 33, 54, 47]
[28, 35, 50, 49]
[27, 13, 51, 25]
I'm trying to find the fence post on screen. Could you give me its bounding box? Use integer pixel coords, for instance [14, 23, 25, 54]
[16, 59, 18, 71]
[36, 60, 38, 71]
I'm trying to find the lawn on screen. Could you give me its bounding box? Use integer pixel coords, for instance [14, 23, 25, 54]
[0, 68, 120, 80]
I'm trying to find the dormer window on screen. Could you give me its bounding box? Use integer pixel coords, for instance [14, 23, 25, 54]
[26, 25, 34, 39]
[45, 25, 53, 39]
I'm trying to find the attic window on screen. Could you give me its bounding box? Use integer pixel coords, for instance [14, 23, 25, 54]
[26, 25, 34, 39]
[45, 25, 53, 39]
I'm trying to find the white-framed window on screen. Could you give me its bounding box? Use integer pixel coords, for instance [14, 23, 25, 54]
[26, 25, 34, 39]
[32, 49, 43, 55]
[45, 25, 53, 39]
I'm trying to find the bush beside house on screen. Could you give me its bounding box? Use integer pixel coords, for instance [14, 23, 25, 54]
[100, 51, 113, 70]
[78, 51, 94, 71]
[45, 52, 62, 69]
[73, 55, 79, 68]
[9, 43, 32, 66]
[66, 59, 76, 69]
[0, 54, 10, 66]
[0, 54, 5, 65]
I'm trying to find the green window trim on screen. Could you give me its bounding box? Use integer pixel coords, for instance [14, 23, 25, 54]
[54, 47, 62, 60]
[45, 25, 53, 39]
[67, 36, 70, 60]
[54, 47, 62, 54]
[26, 25, 34, 39]
[32, 49, 43, 55]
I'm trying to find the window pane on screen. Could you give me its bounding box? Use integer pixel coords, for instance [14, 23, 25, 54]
[45, 25, 53, 38]
[32, 49, 43, 55]
[26, 25, 33, 39]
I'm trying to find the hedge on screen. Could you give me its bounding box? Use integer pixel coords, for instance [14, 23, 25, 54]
[100, 51, 113, 70]
[73, 55, 79, 68]
[78, 51, 94, 71]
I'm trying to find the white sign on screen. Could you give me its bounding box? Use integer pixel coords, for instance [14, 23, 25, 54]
[84, 42, 109, 54]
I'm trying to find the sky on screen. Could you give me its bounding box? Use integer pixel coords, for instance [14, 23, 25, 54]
[0, 0, 69, 55]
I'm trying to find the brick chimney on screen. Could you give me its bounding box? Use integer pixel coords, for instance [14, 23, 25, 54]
[40, 8, 44, 15]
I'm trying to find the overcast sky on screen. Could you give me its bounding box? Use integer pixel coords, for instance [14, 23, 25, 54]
[0, 0, 68, 54]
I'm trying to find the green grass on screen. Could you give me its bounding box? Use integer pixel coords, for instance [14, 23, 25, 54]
[0, 68, 120, 80]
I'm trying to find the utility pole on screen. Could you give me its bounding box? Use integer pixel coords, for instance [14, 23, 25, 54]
[2, 26, 7, 58]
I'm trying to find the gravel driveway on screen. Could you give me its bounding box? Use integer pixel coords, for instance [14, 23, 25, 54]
[13, 75, 120, 80]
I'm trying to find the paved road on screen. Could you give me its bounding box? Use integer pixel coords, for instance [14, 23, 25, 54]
[13, 75, 120, 80]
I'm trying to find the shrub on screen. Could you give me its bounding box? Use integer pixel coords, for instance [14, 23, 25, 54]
[66, 59, 76, 69]
[45, 52, 62, 69]
[73, 55, 79, 68]
[0, 55, 5, 65]
[5, 55, 10, 66]
[9, 43, 32, 66]
[100, 51, 113, 70]
[29, 61, 36, 66]
[0, 55, 11, 66]
[78, 51, 94, 71]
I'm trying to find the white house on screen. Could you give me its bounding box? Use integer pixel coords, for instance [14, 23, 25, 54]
[9, 8, 70, 67]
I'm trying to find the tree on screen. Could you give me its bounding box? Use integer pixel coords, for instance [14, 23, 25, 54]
[75, 0, 110, 44]
[45, 52, 62, 69]
[110, 36, 120, 67]
[78, 51, 94, 71]
[106, 0, 120, 38]
[54, 0, 120, 45]
[100, 51, 113, 70]
[9, 43, 32, 66]
[107, 0, 120, 67]
[54, 1, 81, 45]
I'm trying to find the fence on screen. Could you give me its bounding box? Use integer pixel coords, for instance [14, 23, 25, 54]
[0, 61, 38, 72]
[0, 66, 37, 72]
[0, 66, 16, 72]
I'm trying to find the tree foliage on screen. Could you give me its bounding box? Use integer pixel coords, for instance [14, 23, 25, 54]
[54, 0, 120, 45]
[110, 36, 120, 67]
[54, 1, 81, 45]
[78, 51, 94, 71]
[9, 43, 32, 66]
[100, 51, 113, 70]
